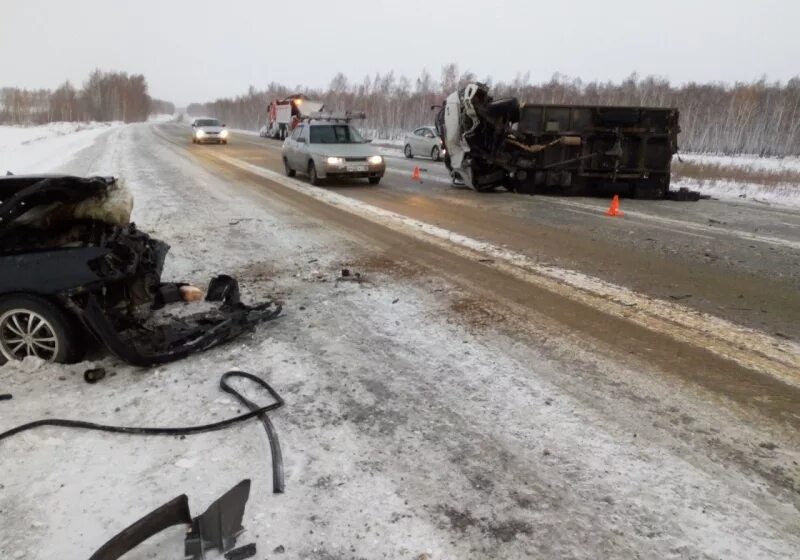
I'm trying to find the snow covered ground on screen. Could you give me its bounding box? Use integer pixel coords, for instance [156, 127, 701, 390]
[0, 121, 123, 175]
[1, 124, 799, 559]
[676, 153, 800, 208]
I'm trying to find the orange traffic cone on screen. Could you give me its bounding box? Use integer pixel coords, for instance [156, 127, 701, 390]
[605, 194, 624, 217]
[411, 166, 421, 182]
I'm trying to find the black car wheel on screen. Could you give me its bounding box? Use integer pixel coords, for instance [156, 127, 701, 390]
[431, 146, 440, 161]
[404, 144, 413, 158]
[284, 157, 295, 177]
[0, 294, 85, 364]
[309, 161, 321, 186]
[368, 177, 381, 185]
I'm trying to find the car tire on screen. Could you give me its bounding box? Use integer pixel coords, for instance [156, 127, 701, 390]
[368, 177, 381, 185]
[431, 146, 440, 161]
[404, 144, 413, 158]
[309, 161, 321, 186]
[0, 294, 86, 364]
[192, 138, 196, 144]
[284, 158, 295, 177]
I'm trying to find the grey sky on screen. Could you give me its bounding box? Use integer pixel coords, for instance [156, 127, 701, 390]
[2, 0, 799, 106]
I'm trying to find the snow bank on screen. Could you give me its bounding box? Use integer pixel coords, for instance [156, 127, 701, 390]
[676, 153, 800, 208]
[681, 153, 800, 173]
[674, 176, 800, 208]
[0, 121, 123, 174]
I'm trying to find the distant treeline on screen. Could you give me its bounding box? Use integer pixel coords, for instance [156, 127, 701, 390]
[188, 65, 800, 156]
[0, 69, 175, 124]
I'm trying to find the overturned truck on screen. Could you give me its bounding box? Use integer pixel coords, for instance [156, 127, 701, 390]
[438, 83, 695, 199]
[0, 174, 280, 367]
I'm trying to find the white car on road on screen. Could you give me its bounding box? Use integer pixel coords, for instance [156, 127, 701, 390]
[191, 118, 229, 144]
[282, 118, 386, 186]
[403, 126, 445, 161]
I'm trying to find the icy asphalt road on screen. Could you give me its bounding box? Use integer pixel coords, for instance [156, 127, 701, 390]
[1, 123, 799, 559]
[180, 126, 800, 342]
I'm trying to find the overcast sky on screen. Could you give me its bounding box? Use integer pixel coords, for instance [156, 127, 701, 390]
[2, 0, 799, 106]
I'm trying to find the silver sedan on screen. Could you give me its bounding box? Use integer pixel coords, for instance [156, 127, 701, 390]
[403, 126, 445, 161]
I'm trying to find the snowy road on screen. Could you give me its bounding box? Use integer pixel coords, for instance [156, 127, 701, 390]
[1, 123, 799, 559]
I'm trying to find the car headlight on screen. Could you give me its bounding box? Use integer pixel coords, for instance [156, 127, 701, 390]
[367, 155, 383, 165]
[220, 129, 229, 138]
[196, 130, 206, 137]
[326, 157, 345, 165]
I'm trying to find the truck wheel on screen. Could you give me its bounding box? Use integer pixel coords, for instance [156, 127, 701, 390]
[431, 146, 440, 161]
[308, 162, 321, 186]
[0, 294, 85, 364]
[404, 145, 414, 158]
[284, 158, 295, 177]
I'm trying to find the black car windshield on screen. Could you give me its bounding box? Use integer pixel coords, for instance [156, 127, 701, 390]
[196, 119, 220, 126]
[309, 125, 365, 144]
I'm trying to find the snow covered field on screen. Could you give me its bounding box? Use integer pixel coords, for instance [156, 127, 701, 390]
[0, 121, 123, 175]
[675, 153, 800, 208]
[1, 123, 799, 559]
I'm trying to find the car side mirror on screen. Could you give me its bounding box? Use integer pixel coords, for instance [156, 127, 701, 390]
[191, 123, 196, 127]
[364, 139, 373, 143]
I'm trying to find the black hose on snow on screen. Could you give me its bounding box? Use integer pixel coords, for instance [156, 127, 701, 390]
[0, 371, 285, 493]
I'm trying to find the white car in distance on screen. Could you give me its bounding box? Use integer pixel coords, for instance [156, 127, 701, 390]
[191, 118, 229, 144]
[403, 126, 445, 161]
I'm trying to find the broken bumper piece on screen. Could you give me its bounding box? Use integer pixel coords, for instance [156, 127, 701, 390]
[89, 479, 252, 560]
[74, 275, 281, 367]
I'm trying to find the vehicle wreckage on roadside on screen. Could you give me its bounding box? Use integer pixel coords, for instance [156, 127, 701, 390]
[437, 82, 699, 200]
[0, 174, 280, 366]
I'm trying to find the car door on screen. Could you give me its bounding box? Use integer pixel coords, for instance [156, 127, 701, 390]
[411, 128, 426, 155]
[422, 127, 437, 154]
[285, 125, 304, 169]
[294, 125, 310, 170]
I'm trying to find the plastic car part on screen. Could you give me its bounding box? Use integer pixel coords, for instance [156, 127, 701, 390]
[88, 494, 192, 560]
[185, 480, 251, 559]
[88, 480, 251, 560]
[225, 543, 257, 559]
[71, 276, 281, 367]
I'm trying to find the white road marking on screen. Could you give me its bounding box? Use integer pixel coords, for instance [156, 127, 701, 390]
[211, 152, 800, 388]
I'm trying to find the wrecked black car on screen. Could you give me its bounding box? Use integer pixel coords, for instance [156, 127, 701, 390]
[0, 174, 280, 366]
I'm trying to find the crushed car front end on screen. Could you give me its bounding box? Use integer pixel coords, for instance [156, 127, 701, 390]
[0, 174, 279, 366]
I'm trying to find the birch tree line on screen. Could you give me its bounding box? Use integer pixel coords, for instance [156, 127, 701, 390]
[0, 70, 174, 124]
[188, 65, 800, 156]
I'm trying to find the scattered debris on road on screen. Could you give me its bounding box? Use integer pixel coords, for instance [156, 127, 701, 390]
[224, 542, 257, 560]
[337, 267, 364, 284]
[83, 367, 107, 384]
